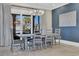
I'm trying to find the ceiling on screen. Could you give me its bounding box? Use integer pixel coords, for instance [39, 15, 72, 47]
[10, 3, 69, 10]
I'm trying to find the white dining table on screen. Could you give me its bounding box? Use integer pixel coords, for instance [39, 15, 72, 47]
[16, 33, 59, 50]
[16, 34, 34, 49]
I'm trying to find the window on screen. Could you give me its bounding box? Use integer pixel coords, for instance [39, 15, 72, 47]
[12, 14, 32, 35]
[33, 16, 40, 34]
[12, 14, 41, 35]
[22, 15, 31, 34]
[12, 14, 21, 36]
[15, 14, 21, 34]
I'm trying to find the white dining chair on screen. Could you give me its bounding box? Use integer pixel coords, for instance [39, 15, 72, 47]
[54, 28, 61, 44]
[26, 36, 34, 51]
[45, 34, 53, 48]
[10, 29, 25, 52]
[33, 35, 43, 50]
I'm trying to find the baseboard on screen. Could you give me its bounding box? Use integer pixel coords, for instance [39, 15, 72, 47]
[60, 40, 79, 47]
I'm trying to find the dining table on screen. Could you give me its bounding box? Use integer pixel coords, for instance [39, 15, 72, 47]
[16, 33, 59, 50]
[16, 34, 34, 50]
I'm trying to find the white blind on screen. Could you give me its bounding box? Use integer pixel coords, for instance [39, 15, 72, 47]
[11, 6, 44, 15]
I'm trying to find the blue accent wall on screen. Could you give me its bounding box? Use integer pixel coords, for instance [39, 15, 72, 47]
[52, 3, 79, 42]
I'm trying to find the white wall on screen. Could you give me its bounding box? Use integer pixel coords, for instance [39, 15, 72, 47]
[41, 10, 52, 32]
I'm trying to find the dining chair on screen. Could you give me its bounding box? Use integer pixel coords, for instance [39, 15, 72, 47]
[33, 35, 43, 50]
[26, 36, 34, 51]
[10, 29, 25, 52]
[45, 34, 53, 48]
[54, 28, 61, 44]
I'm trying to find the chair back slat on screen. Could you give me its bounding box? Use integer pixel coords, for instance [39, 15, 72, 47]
[55, 29, 61, 35]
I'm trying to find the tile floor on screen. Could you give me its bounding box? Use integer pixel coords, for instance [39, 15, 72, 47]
[0, 44, 79, 56]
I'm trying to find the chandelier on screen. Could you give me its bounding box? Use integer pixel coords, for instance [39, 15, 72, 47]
[30, 9, 44, 15]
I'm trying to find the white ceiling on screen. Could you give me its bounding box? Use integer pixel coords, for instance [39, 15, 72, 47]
[10, 3, 69, 10]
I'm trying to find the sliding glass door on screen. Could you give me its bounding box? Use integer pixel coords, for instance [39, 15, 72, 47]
[12, 14, 41, 35]
[12, 14, 32, 35]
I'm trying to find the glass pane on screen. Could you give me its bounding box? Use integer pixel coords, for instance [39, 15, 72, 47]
[33, 16, 40, 34]
[15, 15, 21, 34]
[22, 15, 31, 34]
